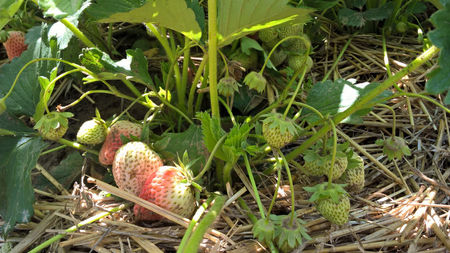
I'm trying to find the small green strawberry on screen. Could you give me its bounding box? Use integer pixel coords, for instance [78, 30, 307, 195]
[34, 111, 73, 141]
[301, 146, 348, 180]
[99, 120, 143, 165]
[134, 164, 197, 221]
[304, 182, 350, 225]
[258, 27, 279, 43]
[112, 141, 163, 195]
[376, 136, 411, 160]
[288, 55, 313, 73]
[263, 37, 279, 49]
[278, 23, 303, 39]
[287, 39, 309, 54]
[262, 112, 300, 149]
[243, 71, 267, 93]
[271, 215, 311, 253]
[337, 153, 365, 192]
[252, 218, 276, 246]
[217, 76, 241, 97]
[76, 118, 107, 145]
[268, 48, 287, 67]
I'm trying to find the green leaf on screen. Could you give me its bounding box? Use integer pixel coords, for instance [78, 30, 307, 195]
[0, 136, 48, 237]
[34, 152, 83, 192]
[37, 0, 87, 19]
[302, 79, 392, 124]
[303, 0, 339, 10]
[198, 112, 227, 161]
[0, 113, 35, 136]
[217, 0, 313, 47]
[85, 0, 145, 19]
[81, 48, 154, 89]
[0, 0, 24, 30]
[426, 4, 450, 103]
[363, 2, 394, 21]
[240, 37, 276, 70]
[154, 124, 207, 175]
[91, 0, 202, 41]
[0, 25, 58, 116]
[338, 8, 365, 27]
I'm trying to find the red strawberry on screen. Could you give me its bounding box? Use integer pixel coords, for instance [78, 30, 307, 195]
[112, 141, 163, 195]
[2, 31, 27, 60]
[99, 120, 142, 165]
[134, 165, 196, 221]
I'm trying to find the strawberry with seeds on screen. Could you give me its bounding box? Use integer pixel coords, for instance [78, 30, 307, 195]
[0, 31, 28, 61]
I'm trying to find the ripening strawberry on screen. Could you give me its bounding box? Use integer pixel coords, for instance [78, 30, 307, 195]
[316, 194, 350, 225]
[2, 31, 27, 60]
[76, 119, 107, 145]
[134, 165, 196, 221]
[34, 111, 73, 141]
[99, 120, 142, 165]
[338, 154, 365, 192]
[258, 27, 278, 43]
[288, 55, 313, 73]
[39, 124, 68, 141]
[112, 141, 163, 195]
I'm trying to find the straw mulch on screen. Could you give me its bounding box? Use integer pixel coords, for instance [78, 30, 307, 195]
[1, 33, 449, 253]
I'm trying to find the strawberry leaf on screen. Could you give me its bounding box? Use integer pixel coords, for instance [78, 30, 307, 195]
[0, 136, 47, 237]
[302, 79, 392, 124]
[0, 0, 24, 31]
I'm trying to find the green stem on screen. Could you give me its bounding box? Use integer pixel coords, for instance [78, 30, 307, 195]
[42, 69, 82, 114]
[208, 0, 220, 119]
[267, 159, 282, 216]
[181, 38, 191, 104]
[29, 204, 128, 253]
[40, 144, 67, 156]
[322, 36, 353, 82]
[219, 97, 236, 125]
[57, 138, 99, 156]
[60, 18, 95, 48]
[278, 151, 296, 224]
[243, 153, 266, 219]
[377, 103, 396, 136]
[188, 54, 208, 117]
[177, 197, 213, 253]
[326, 118, 337, 186]
[222, 160, 235, 186]
[283, 61, 308, 119]
[292, 101, 326, 120]
[121, 79, 142, 98]
[193, 134, 227, 181]
[183, 195, 226, 253]
[285, 45, 440, 161]
[384, 92, 450, 114]
[382, 30, 393, 78]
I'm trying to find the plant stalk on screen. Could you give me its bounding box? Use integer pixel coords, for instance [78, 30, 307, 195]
[208, 0, 220, 119]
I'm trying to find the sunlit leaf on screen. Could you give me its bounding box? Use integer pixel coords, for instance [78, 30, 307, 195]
[0, 0, 24, 30]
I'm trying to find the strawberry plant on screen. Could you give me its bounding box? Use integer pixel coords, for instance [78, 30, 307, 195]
[0, 0, 449, 252]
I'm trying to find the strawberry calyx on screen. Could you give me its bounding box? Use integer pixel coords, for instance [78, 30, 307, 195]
[252, 218, 276, 246]
[217, 76, 241, 97]
[34, 111, 73, 138]
[304, 182, 348, 204]
[243, 71, 267, 93]
[376, 136, 411, 160]
[262, 112, 300, 137]
[271, 214, 310, 252]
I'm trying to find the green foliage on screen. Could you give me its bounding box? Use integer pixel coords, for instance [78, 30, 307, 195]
[304, 182, 348, 203]
[0, 135, 47, 237]
[338, 2, 394, 27]
[80, 48, 154, 88]
[0, 0, 24, 30]
[376, 136, 411, 160]
[426, 1, 450, 104]
[38, 0, 89, 19]
[302, 79, 392, 124]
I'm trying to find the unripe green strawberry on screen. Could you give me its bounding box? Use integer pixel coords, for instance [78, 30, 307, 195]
[288, 40, 308, 54]
[262, 112, 300, 149]
[34, 111, 73, 141]
[99, 120, 142, 165]
[316, 194, 350, 225]
[302, 155, 347, 179]
[230, 49, 258, 70]
[269, 48, 287, 67]
[134, 165, 196, 221]
[112, 141, 163, 195]
[278, 23, 303, 39]
[258, 27, 278, 42]
[76, 119, 107, 145]
[302, 159, 326, 177]
[338, 154, 364, 192]
[288, 55, 313, 73]
[272, 215, 310, 253]
[263, 37, 279, 49]
[243, 71, 267, 93]
[217, 76, 241, 97]
[396, 21, 407, 33]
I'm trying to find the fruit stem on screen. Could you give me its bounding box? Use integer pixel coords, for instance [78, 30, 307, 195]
[207, 0, 220, 119]
[193, 134, 227, 181]
[243, 153, 266, 219]
[326, 118, 338, 187]
[182, 195, 226, 253]
[40, 144, 67, 156]
[282, 59, 308, 120]
[59, 18, 96, 48]
[285, 45, 440, 161]
[219, 97, 236, 125]
[377, 103, 397, 137]
[121, 79, 142, 98]
[382, 92, 450, 114]
[28, 203, 129, 253]
[57, 138, 99, 156]
[188, 54, 208, 117]
[181, 37, 191, 107]
[267, 158, 282, 216]
[278, 150, 296, 225]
